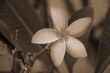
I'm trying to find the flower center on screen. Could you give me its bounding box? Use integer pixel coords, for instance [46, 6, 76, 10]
[60, 33, 66, 37]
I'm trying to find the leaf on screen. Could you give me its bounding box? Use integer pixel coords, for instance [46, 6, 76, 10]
[73, 58, 94, 73]
[0, 41, 12, 72]
[89, 0, 109, 26]
[56, 60, 69, 73]
[0, 0, 45, 53]
[65, 36, 87, 58]
[51, 38, 66, 66]
[95, 8, 110, 73]
[31, 60, 49, 73]
[32, 28, 60, 44]
[68, 0, 83, 11]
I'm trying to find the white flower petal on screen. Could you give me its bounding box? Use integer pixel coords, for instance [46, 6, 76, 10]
[50, 8, 67, 33]
[64, 17, 92, 37]
[48, 0, 68, 33]
[51, 38, 66, 66]
[65, 36, 87, 58]
[32, 28, 61, 44]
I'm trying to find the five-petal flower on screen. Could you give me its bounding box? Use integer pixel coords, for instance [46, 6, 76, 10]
[31, 7, 93, 66]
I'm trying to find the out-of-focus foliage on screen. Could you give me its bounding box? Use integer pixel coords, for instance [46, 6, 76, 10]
[0, 0, 110, 73]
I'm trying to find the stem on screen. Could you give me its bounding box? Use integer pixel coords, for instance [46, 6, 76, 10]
[11, 30, 19, 73]
[44, 44, 60, 73]
[31, 43, 51, 66]
[34, 47, 47, 58]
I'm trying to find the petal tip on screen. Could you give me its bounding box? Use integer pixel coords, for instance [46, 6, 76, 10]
[77, 50, 88, 58]
[51, 52, 63, 66]
[54, 61, 62, 67]
[31, 38, 37, 44]
[81, 51, 88, 58]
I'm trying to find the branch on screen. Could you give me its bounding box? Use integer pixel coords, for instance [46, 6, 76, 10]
[31, 43, 51, 66]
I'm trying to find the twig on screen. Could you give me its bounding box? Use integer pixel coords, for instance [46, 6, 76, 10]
[31, 43, 51, 66]
[11, 30, 19, 73]
[34, 43, 51, 58]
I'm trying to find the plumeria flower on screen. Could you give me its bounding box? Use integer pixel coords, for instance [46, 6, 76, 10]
[31, 7, 93, 66]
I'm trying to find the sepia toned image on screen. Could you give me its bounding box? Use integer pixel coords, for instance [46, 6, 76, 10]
[0, 0, 110, 73]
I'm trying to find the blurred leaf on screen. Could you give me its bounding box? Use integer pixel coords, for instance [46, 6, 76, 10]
[0, 41, 13, 72]
[0, 0, 52, 69]
[68, 7, 93, 25]
[95, 8, 110, 73]
[34, 0, 49, 28]
[73, 58, 94, 73]
[56, 60, 69, 73]
[72, 41, 97, 73]
[89, 0, 109, 26]
[69, 0, 83, 11]
[104, 64, 110, 73]
[0, 0, 45, 53]
[31, 60, 49, 73]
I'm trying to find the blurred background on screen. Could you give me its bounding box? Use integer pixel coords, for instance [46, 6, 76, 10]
[0, 0, 110, 73]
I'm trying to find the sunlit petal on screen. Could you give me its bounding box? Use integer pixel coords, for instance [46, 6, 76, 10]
[65, 36, 87, 58]
[64, 17, 92, 37]
[32, 28, 61, 44]
[51, 38, 66, 66]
